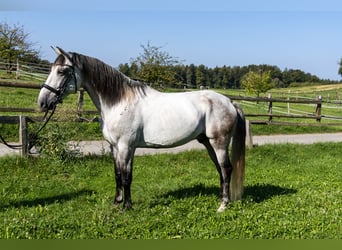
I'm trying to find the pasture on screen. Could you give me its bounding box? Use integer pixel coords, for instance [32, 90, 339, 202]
[1, 143, 341, 239]
[1, 76, 342, 238]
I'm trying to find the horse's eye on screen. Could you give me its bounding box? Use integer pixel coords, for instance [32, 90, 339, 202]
[57, 70, 64, 75]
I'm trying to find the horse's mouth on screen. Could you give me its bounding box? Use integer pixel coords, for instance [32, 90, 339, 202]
[38, 99, 57, 112]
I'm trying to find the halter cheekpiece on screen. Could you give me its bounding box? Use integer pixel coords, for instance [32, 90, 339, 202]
[41, 64, 77, 104]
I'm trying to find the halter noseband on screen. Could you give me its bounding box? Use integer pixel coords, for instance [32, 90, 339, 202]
[41, 64, 77, 104]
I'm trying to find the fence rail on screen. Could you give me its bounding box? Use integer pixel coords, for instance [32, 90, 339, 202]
[228, 95, 321, 104]
[226, 93, 326, 125]
[2, 81, 342, 155]
[0, 82, 340, 122]
[0, 59, 49, 82]
[0, 81, 41, 89]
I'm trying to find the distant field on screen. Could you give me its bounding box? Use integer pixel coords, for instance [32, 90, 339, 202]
[215, 84, 342, 103]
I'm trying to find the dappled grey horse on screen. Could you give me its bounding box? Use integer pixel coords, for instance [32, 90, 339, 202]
[38, 47, 246, 212]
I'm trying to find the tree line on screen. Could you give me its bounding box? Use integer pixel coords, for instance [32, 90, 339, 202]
[118, 42, 341, 91]
[119, 62, 339, 89]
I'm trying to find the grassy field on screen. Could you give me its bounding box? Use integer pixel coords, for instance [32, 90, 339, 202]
[0, 143, 341, 239]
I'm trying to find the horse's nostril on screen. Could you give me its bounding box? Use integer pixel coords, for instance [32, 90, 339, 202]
[38, 94, 56, 111]
[48, 102, 55, 110]
[38, 98, 49, 112]
[39, 103, 47, 112]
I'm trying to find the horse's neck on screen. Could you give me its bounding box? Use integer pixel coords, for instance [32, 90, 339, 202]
[77, 53, 149, 113]
[83, 82, 102, 113]
[82, 78, 139, 114]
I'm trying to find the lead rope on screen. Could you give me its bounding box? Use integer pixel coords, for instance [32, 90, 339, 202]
[0, 134, 23, 149]
[1, 63, 76, 153]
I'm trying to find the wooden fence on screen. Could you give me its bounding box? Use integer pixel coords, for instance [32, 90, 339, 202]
[232, 94, 323, 125]
[231, 93, 342, 126]
[0, 59, 49, 82]
[1, 81, 342, 155]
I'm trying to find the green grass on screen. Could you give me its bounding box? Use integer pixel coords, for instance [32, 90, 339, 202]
[1, 143, 341, 239]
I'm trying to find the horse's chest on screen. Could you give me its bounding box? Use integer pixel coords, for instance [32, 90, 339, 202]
[101, 106, 140, 143]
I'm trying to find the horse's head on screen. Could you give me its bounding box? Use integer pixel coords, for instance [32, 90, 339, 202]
[38, 47, 81, 112]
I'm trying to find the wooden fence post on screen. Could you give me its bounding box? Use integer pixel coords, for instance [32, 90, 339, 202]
[287, 90, 291, 114]
[315, 95, 322, 122]
[268, 93, 273, 123]
[16, 58, 20, 80]
[19, 115, 28, 157]
[77, 89, 84, 118]
[245, 120, 253, 149]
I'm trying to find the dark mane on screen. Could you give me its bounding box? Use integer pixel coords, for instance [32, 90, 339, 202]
[71, 53, 147, 105]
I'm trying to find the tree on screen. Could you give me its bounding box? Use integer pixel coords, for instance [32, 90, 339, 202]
[130, 41, 181, 86]
[231, 66, 244, 89]
[186, 64, 196, 88]
[221, 65, 232, 88]
[195, 64, 206, 88]
[0, 21, 40, 71]
[241, 70, 273, 97]
[212, 66, 223, 88]
[338, 58, 342, 78]
[118, 63, 131, 76]
[173, 65, 187, 88]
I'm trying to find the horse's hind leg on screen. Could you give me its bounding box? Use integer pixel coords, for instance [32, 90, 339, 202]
[215, 146, 233, 212]
[199, 136, 232, 212]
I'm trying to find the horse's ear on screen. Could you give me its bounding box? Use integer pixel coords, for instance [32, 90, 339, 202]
[52, 46, 73, 63]
[51, 46, 57, 54]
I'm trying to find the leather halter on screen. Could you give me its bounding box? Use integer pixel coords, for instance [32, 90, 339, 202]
[41, 64, 77, 104]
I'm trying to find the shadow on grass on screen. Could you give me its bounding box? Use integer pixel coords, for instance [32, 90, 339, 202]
[244, 183, 297, 203]
[1, 189, 94, 210]
[151, 183, 297, 207]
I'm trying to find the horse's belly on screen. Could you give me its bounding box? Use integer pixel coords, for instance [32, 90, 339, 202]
[141, 104, 204, 148]
[143, 123, 202, 148]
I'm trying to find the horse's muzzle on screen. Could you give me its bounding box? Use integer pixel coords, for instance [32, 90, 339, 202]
[38, 96, 57, 112]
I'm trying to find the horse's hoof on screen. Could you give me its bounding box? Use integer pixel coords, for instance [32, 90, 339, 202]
[217, 202, 227, 212]
[123, 201, 133, 211]
[114, 199, 123, 207]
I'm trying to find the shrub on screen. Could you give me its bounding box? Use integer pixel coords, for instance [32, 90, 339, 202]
[36, 122, 77, 162]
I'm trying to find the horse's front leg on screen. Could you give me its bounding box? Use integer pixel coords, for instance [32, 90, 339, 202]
[112, 145, 135, 210]
[122, 166, 133, 210]
[113, 159, 123, 207]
